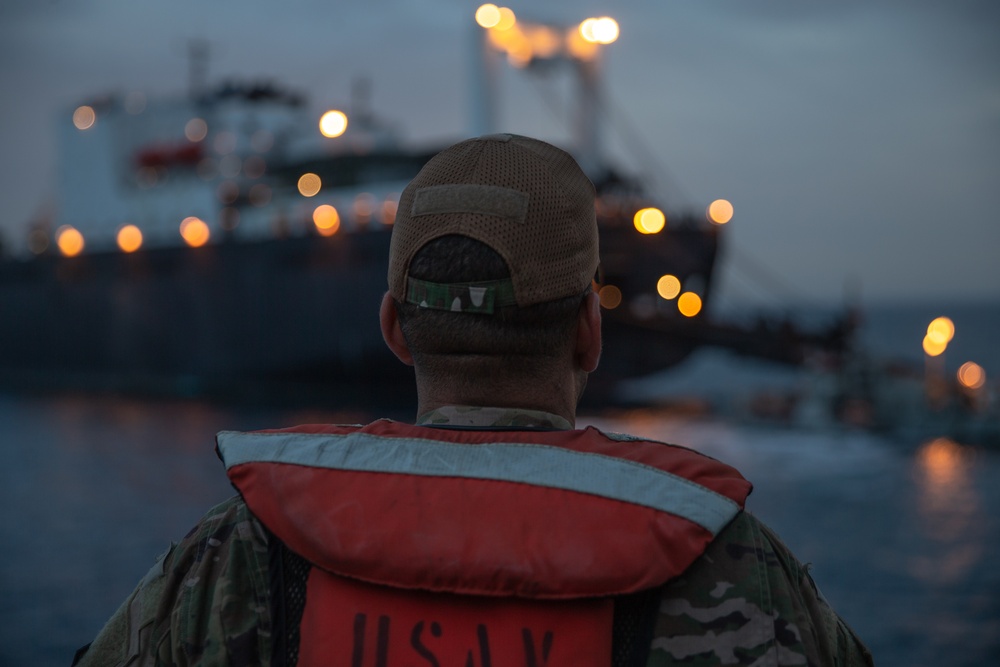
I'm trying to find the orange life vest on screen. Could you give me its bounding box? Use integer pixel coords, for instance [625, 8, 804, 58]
[218, 420, 751, 666]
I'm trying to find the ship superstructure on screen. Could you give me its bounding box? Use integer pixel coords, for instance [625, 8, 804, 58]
[52, 79, 417, 256]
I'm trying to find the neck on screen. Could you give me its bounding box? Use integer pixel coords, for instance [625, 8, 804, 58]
[413, 357, 585, 427]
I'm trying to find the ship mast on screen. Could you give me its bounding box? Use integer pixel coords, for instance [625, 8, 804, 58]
[188, 39, 209, 101]
[574, 55, 603, 176]
[469, 19, 500, 138]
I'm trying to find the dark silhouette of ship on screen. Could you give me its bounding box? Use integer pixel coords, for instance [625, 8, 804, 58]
[0, 12, 852, 407]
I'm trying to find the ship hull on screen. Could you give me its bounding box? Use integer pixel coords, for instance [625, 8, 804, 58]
[0, 224, 719, 406]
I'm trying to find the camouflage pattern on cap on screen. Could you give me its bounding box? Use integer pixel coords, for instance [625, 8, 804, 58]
[406, 277, 517, 315]
[388, 134, 599, 309]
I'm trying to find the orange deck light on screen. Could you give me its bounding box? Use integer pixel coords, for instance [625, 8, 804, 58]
[922, 334, 947, 357]
[56, 226, 85, 256]
[708, 199, 734, 225]
[927, 317, 955, 344]
[656, 275, 681, 300]
[599, 285, 622, 309]
[957, 362, 986, 389]
[475, 4, 501, 28]
[313, 204, 341, 236]
[117, 225, 143, 253]
[180, 217, 210, 247]
[677, 292, 703, 317]
[73, 106, 96, 130]
[633, 207, 665, 234]
[319, 110, 348, 138]
[298, 173, 322, 197]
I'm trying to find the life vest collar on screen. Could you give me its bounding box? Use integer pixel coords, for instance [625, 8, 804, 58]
[218, 421, 751, 599]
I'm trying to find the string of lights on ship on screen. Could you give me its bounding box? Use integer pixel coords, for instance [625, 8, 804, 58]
[48, 105, 732, 319]
[47, 104, 378, 251]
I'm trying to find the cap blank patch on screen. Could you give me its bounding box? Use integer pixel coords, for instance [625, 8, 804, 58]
[413, 184, 529, 222]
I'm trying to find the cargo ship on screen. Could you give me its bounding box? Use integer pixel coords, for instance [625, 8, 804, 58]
[0, 9, 839, 407]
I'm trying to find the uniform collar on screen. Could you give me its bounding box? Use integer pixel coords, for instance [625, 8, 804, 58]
[416, 405, 573, 430]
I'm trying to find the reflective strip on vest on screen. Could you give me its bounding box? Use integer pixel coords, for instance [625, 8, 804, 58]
[218, 430, 739, 535]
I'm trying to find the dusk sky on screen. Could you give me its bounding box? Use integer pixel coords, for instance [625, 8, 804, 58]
[1, 0, 997, 306]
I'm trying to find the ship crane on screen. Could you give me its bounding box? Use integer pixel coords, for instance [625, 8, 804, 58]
[470, 6, 861, 393]
[472, 5, 618, 176]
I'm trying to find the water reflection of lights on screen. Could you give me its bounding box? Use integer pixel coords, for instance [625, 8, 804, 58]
[918, 437, 965, 487]
[912, 437, 982, 583]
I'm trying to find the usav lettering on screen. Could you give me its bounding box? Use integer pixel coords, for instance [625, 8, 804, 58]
[299, 571, 612, 666]
[350, 613, 555, 667]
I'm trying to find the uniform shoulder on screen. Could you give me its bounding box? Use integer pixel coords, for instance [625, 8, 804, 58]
[177, 494, 266, 553]
[650, 512, 873, 666]
[75, 495, 273, 667]
[160, 495, 273, 664]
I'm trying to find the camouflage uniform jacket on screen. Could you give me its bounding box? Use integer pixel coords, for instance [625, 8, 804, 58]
[75, 406, 873, 667]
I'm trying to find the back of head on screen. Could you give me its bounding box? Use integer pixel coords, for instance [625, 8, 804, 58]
[386, 134, 599, 382]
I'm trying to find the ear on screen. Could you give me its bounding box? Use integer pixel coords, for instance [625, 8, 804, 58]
[575, 291, 602, 373]
[380, 292, 414, 366]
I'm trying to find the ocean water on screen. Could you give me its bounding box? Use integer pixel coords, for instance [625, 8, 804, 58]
[1, 301, 998, 666]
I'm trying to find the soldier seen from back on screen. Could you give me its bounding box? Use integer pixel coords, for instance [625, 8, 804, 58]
[74, 134, 873, 667]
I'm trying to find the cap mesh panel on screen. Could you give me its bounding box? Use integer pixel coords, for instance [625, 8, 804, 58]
[388, 134, 598, 308]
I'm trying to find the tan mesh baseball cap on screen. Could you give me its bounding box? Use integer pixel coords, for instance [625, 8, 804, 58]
[388, 134, 599, 310]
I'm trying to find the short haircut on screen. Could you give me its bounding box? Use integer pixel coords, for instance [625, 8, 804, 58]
[396, 235, 587, 367]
